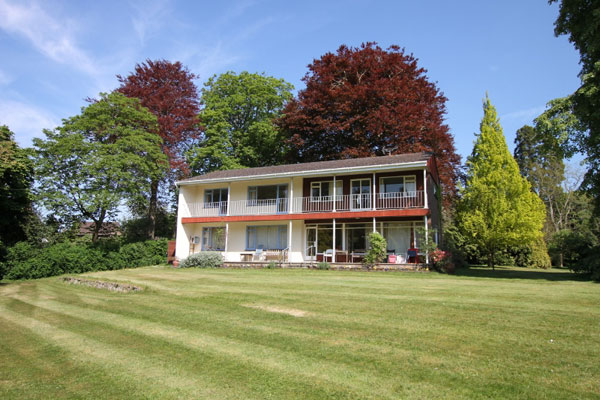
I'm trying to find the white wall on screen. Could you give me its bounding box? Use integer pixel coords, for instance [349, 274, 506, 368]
[175, 219, 307, 262]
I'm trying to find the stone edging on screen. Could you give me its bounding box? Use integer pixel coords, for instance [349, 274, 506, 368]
[62, 277, 142, 292]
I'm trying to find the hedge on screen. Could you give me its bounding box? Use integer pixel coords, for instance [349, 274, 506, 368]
[0, 239, 168, 280]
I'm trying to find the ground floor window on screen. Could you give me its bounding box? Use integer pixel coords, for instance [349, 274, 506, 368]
[202, 227, 225, 251]
[246, 225, 288, 250]
[306, 223, 368, 254]
[345, 224, 367, 253]
[382, 223, 412, 255]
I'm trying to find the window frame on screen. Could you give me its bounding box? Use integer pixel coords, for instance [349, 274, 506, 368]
[245, 225, 288, 250]
[247, 184, 288, 206]
[379, 175, 417, 197]
[310, 180, 343, 202]
[201, 227, 225, 251]
[204, 188, 228, 208]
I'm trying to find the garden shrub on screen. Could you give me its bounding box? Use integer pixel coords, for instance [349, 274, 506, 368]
[266, 261, 278, 269]
[364, 232, 387, 266]
[430, 248, 454, 273]
[317, 261, 331, 270]
[180, 252, 223, 268]
[530, 238, 551, 269]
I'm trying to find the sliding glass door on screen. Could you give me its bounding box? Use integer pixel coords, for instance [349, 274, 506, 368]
[351, 179, 371, 210]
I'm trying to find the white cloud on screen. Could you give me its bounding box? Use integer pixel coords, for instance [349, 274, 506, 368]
[0, 0, 98, 77]
[501, 105, 545, 122]
[130, 0, 172, 46]
[0, 99, 58, 146]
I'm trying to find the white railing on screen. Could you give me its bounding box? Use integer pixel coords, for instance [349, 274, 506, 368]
[186, 191, 424, 217]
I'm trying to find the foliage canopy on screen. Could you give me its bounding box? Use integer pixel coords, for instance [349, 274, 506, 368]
[188, 71, 294, 174]
[552, 0, 600, 211]
[0, 125, 34, 248]
[33, 92, 167, 242]
[279, 42, 460, 199]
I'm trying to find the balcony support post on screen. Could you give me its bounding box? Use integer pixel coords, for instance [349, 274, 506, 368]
[372, 173, 376, 210]
[424, 215, 429, 264]
[332, 218, 336, 263]
[225, 222, 229, 255]
[423, 169, 428, 209]
[227, 183, 231, 216]
[373, 217, 376, 233]
[289, 178, 294, 213]
[333, 175, 336, 212]
[288, 219, 292, 262]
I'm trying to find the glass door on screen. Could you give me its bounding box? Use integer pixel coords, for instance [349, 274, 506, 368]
[277, 184, 288, 213]
[351, 179, 371, 210]
[305, 227, 317, 261]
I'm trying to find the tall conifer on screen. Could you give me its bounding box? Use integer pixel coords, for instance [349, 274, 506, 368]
[458, 96, 545, 269]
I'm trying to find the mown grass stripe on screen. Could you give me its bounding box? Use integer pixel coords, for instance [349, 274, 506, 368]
[0, 306, 251, 400]
[7, 293, 413, 399]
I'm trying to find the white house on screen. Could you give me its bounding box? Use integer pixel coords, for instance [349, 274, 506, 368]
[175, 152, 441, 264]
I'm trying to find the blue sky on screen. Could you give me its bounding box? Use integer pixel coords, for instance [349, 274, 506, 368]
[0, 0, 581, 162]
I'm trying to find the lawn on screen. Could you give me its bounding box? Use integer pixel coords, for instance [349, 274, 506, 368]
[1, 266, 598, 399]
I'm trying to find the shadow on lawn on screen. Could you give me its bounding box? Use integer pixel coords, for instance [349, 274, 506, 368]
[454, 265, 593, 282]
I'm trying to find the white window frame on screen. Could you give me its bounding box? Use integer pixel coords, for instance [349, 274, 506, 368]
[310, 181, 342, 202]
[379, 175, 417, 197]
[201, 227, 225, 251]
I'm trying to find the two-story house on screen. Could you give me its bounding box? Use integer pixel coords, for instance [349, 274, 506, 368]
[175, 152, 441, 264]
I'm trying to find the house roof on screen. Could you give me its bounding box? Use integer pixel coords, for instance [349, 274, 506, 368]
[77, 222, 121, 237]
[177, 152, 434, 185]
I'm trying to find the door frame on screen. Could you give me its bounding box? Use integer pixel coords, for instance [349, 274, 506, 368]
[350, 178, 371, 210]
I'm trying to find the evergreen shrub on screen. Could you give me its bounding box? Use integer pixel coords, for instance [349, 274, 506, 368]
[179, 252, 223, 268]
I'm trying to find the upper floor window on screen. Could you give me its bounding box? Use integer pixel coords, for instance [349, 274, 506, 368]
[311, 181, 343, 201]
[204, 188, 228, 207]
[379, 176, 416, 196]
[248, 185, 288, 202]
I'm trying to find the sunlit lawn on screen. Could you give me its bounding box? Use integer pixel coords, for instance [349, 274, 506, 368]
[1, 266, 598, 399]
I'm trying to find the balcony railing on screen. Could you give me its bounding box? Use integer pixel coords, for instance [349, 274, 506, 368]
[186, 191, 424, 218]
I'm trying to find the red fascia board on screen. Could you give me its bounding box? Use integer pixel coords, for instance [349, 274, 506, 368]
[182, 209, 429, 224]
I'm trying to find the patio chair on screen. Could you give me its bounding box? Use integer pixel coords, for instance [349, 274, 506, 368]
[253, 247, 265, 261]
[323, 249, 334, 263]
[407, 248, 418, 264]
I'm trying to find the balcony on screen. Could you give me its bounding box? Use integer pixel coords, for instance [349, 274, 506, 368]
[186, 191, 424, 218]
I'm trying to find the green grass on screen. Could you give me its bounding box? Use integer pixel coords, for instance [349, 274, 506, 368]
[1, 266, 599, 399]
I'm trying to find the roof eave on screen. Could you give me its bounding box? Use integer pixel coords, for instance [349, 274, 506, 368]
[176, 160, 429, 186]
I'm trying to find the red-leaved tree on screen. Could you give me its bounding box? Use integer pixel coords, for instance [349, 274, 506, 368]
[280, 43, 460, 198]
[117, 59, 201, 238]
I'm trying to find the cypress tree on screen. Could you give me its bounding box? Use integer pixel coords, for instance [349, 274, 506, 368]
[458, 95, 546, 269]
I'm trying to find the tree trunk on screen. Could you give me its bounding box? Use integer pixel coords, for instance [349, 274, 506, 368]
[92, 210, 106, 243]
[559, 252, 564, 268]
[148, 179, 159, 240]
[488, 251, 495, 270]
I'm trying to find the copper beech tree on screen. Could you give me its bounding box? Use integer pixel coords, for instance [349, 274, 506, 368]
[117, 59, 201, 238]
[280, 42, 460, 198]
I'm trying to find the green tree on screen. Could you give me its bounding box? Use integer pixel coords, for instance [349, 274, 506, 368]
[552, 0, 600, 211]
[188, 71, 294, 173]
[33, 92, 167, 242]
[457, 96, 546, 269]
[514, 124, 565, 238]
[0, 125, 34, 251]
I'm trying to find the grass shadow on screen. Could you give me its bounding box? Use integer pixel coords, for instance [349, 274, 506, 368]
[454, 265, 593, 282]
